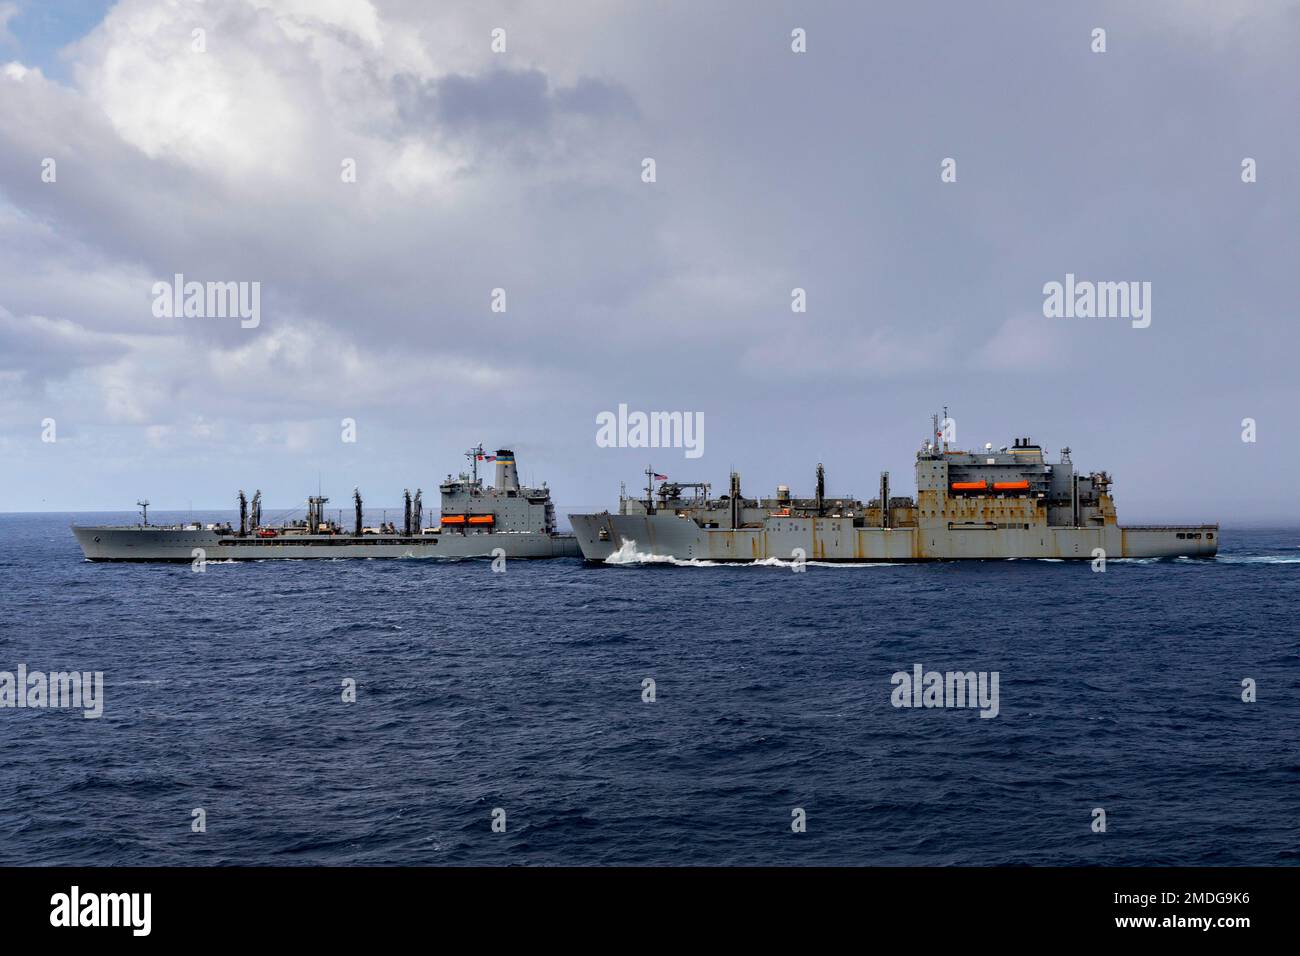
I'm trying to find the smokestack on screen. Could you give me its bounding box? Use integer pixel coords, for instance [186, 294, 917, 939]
[495, 450, 519, 491]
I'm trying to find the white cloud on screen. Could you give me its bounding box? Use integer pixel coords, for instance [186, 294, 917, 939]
[1, 0, 1297, 516]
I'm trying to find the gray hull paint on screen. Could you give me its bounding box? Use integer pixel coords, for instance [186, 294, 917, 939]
[72, 526, 581, 561]
[567, 513, 1218, 562]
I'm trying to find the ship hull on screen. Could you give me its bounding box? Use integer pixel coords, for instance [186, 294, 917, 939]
[567, 513, 1218, 562]
[72, 526, 581, 561]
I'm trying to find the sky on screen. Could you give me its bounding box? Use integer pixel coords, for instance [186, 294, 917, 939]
[1, 0, 1297, 522]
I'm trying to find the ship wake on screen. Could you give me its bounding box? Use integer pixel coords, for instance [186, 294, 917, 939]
[747, 556, 902, 569]
[603, 540, 902, 568]
[1212, 554, 1300, 564]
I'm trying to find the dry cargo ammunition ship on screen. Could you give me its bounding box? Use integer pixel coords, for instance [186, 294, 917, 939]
[568, 416, 1219, 562]
[73, 447, 580, 561]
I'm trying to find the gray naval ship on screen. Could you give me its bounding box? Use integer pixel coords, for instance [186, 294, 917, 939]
[569, 415, 1219, 563]
[73, 446, 580, 561]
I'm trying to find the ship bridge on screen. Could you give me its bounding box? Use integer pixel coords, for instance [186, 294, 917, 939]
[917, 429, 1114, 529]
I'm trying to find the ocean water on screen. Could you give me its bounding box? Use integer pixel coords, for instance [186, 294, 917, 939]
[0, 512, 1296, 866]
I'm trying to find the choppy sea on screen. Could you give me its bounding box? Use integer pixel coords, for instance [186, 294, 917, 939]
[0, 512, 1296, 865]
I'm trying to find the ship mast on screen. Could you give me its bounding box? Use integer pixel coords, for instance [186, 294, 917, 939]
[644, 466, 657, 514]
[466, 443, 484, 487]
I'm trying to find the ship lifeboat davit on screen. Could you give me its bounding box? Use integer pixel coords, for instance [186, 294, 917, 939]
[467, 515, 494, 525]
[992, 480, 1030, 491]
[950, 481, 987, 491]
[441, 515, 466, 525]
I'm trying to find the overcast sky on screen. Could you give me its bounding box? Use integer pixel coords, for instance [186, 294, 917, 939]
[1, 0, 1297, 522]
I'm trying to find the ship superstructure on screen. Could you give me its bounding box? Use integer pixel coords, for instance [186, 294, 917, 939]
[72, 446, 580, 561]
[567, 415, 1219, 562]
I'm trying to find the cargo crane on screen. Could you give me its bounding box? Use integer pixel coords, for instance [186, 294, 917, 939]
[655, 480, 711, 504]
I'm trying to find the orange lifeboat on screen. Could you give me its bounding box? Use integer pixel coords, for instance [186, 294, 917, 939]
[441, 515, 466, 525]
[467, 515, 494, 525]
[993, 480, 1030, 491]
[950, 481, 987, 491]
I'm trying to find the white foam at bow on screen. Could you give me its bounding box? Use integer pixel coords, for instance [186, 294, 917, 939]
[604, 540, 900, 568]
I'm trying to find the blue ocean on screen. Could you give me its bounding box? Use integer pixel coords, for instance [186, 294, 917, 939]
[0, 513, 1296, 866]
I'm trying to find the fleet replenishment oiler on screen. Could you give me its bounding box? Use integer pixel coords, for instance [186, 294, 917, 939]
[73, 447, 580, 561]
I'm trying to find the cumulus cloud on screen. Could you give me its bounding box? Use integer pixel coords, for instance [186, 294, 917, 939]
[0, 0, 649, 419]
[1, 0, 1297, 517]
